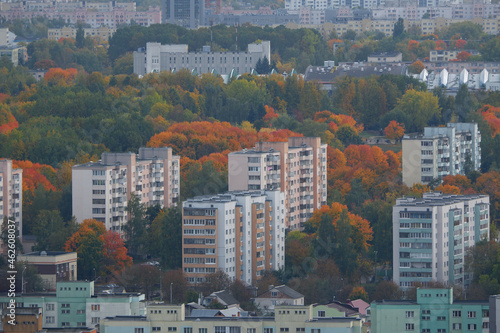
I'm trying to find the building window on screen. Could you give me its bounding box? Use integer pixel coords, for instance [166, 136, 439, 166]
[247, 329, 256, 333]
[62, 322, 70, 327]
[92, 317, 99, 324]
[153, 328, 162, 332]
[452, 310, 461, 317]
[62, 309, 70, 314]
[264, 329, 273, 333]
[185, 328, 193, 333]
[135, 329, 145, 333]
[422, 330, 430, 333]
[229, 328, 240, 333]
[437, 330, 446, 333]
[406, 311, 414, 318]
[468, 311, 476, 318]
[437, 316, 446, 321]
[200, 329, 208, 333]
[406, 323, 414, 331]
[280, 329, 289, 332]
[271, 291, 278, 297]
[317, 310, 325, 317]
[77, 309, 85, 314]
[169, 328, 178, 332]
[311, 330, 320, 333]
[483, 310, 489, 317]
[296, 329, 305, 333]
[467, 324, 476, 330]
[61, 304, 70, 308]
[483, 322, 489, 329]
[45, 316, 55, 324]
[46, 304, 54, 311]
[91, 304, 100, 311]
[452, 323, 461, 330]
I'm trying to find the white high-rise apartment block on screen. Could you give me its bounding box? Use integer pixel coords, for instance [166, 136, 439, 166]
[393, 192, 490, 291]
[228, 137, 327, 231]
[182, 190, 285, 286]
[0, 159, 22, 254]
[402, 123, 481, 187]
[72, 147, 180, 233]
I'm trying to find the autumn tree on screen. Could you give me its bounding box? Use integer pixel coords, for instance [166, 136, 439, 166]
[408, 60, 424, 74]
[372, 280, 402, 301]
[384, 120, 405, 141]
[389, 89, 440, 132]
[64, 219, 132, 279]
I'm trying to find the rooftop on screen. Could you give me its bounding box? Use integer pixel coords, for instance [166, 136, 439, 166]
[396, 192, 489, 207]
[20, 251, 75, 257]
[304, 63, 407, 82]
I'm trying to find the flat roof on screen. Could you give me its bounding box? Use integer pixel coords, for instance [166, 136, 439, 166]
[396, 194, 489, 207]
[20, 251, 75, 257]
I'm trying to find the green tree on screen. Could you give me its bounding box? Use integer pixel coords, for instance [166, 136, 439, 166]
[124, 194, 148, 257]
[481, 37, 500, 62]
[391, 89, 440, 132]
[393, 18, 405, 39]
[76, 25, 85, 48]
[33, 210, 78, 251]
[148, 207, 182, 269]
[455, 84, 477, 122]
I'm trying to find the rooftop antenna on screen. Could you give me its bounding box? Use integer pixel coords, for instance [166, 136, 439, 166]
[210, 19, 213, 49]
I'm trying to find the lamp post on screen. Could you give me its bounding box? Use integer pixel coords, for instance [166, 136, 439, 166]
[374, 250, 378, 282]
[170, 283, 173, 304]
[21, 266, 27, 295]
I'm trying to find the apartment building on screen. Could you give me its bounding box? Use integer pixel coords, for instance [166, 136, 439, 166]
[101, 304, 363, 333]
[47, 27, 116, 41]
[72, 147, 180, 233]
[393, 192, 490, 290]
[182, 190, 285, 286]
[228, 137, 327, 231]
[402, 123, 481, 187]
[370, 288, 489, 333]
[133, 41, 271, 77]
[0, 159, 22, 253]
[0, 281, 145, 330]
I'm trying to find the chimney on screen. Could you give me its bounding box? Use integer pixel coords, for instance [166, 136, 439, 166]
[268, 285, 274, 290]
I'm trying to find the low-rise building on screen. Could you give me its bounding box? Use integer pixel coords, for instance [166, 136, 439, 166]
[367, 52, 403, 63]
[1, 307, 43, 333]
[101, 304, 363, 333]
[370, 288, 489, 333]
[47, 27, 116, 41]
[0, 281, 145, 330]
[133, 41, 270, 77]
[18, 251, 78, 291]
[253, 285, 304, 314]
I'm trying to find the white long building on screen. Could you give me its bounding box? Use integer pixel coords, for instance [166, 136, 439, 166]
[416, 67, 500, 92]
[133, 41, 271, 76]
[402, 123, 481, 187]
[72, 147, 180, 233]
[182, 190, 285, 286]
[393, 192, 490, 291]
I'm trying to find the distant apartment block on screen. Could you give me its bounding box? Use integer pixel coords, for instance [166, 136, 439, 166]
[228, 137, 327, 230]
[402, 123, 481, 186]
[72, 147, 180, 233]
[429, 49, 480, 62]
[393, 192, 490, 290]
[0, 159, 22, 254]
[415, 66, 500, 91]
[18, 251, 77, 290]
[47, 27, 116, 41]
[0, 2, 160, 29]
[182, 190, 285, 286]
[133, 41, 271, 77]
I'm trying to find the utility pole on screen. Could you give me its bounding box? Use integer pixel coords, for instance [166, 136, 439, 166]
[170, 283, 173, 304]
[21, 266, 27, 295]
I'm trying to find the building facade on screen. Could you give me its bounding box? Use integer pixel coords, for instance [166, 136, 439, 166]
[162, 0, 205, 28]
[72, 147, 180, 233]
[182, 190, 285, 286]
[133, 41, 271, 77]
[0, 307, 43, 333]
[0, 159, 22, 255]
[402, 123, 481, 187]
[228, 137, 327, 231]
[47, 27, 116, 41]
[393, 192, 490, 290]
[0, 281, 145, 329]
[101, 304, 363, 333]
[18, 251, 78, 291]
[370, 288, 489, 333]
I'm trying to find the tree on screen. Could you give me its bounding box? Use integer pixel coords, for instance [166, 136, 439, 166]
[384, 120, 405, 141]
[372, 280, 402, 301]
[148, 207, 182, 269]
[163, 269, 188, 303]
[393, 18, 405, 39]
[455, 84, 477, 122]
[481, 37, 500, 62]
[202, 270, 232, 295]
[392, 89, 440, 132]
[124, 194, 148, 257]
[64, 219, 132, 280]
[255, 56, 271, 75]
[408, 60, 424, 74]
[76, 25, 85, 48]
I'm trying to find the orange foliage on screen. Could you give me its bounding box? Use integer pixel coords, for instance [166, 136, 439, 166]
[147, 121, 301, 159]
[0, 107, 18, 134]
[263, 105, 279, 124]
[480, 105, 500, 136]
[435, 184, 461, 194]
[384, 120, 405, 140]
[308, 202, 373, 252]
[442, 175, 475, 194]
[12, 160, 57, 193]
[456, 51, 472, 61]
[315, 111, 364, 134]
[408, 40, 420, 50]
[435, 40, 446, 50]
[455, 39, 467, 49]
[44, 68, 78, 86]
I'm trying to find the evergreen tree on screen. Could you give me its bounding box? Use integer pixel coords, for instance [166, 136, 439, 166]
[76, 25, 85, 49]
[393, 18, 405, 39]
[255, 56, 271, 74]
